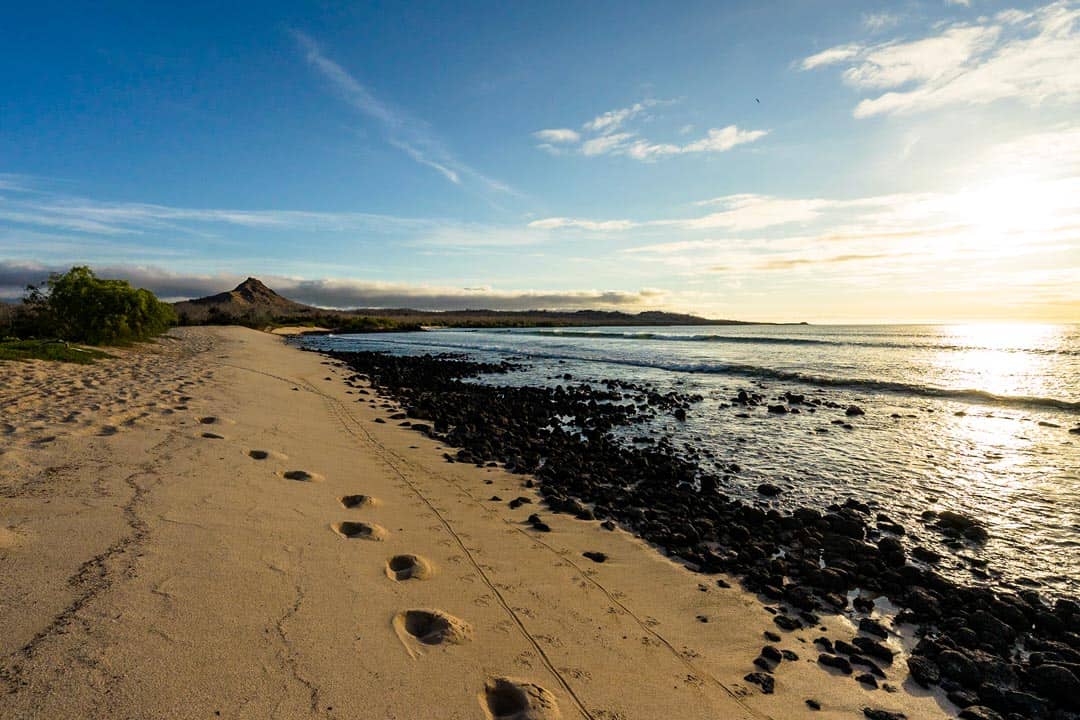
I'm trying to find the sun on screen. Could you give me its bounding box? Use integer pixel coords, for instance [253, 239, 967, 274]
[948, 173, 1070, 250]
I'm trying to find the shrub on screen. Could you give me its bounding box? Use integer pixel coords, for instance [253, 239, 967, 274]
[0, 339, 113, 363]
[22, 266, 176, 345]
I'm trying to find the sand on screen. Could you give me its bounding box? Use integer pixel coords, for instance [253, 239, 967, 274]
[0, 327, 955, 719]
[270, 325, 331, 336]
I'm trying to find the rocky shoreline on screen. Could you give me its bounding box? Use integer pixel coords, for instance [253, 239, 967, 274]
[316, 348, 1080, 720]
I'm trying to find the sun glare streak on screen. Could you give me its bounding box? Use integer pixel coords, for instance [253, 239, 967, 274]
[933, 323, 1063, 398]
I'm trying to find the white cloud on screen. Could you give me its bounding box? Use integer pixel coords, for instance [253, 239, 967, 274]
[583, 101, 655, 133]
[801, 1, 1080, 117]
[623, 239, 721, 254]
[533, 128, 581, 143]
[581, 132, 636, 156]
[533, 194, 843, 235]
[0, 190, 436, 238]
[575, 125, 766, 160]
[0, 175, 585, 256]
[388, 139, 460, 184]
[527, 217, 639, 231]
[801, 44, 863, 70]
[997, 9, 1033, 23]
[293, 31, 399, 126]
[0, 174, 32, 192]
[622, 126, 770, 162]
[534, 143, 564, 156]
[532, 99, 768, 161]
[974, 123, 1080, 175]
[0, 179, 560, 256]
[536, 126, 1080, 279]
[683, 194, 836, 230]
[293, 30, 512, 194]
[863, 12, 901, 31]
[843, 26, 1000, 89]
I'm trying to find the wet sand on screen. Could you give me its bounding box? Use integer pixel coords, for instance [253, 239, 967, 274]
[0, 326, 952, 719]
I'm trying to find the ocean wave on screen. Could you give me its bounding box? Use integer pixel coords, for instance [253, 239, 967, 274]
[708, 364, 1080, 412]
[573, 355, 1080, 412]
[307, 335, 1080, 413]
[507, 329, 1079, 356]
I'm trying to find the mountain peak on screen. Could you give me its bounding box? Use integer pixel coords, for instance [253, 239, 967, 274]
[176, 276, 313, 315]
[231, 277, 280, 302]
[234, 276, 272, 292]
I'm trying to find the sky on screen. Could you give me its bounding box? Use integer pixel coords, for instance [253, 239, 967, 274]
[1, 0, 1079, 322]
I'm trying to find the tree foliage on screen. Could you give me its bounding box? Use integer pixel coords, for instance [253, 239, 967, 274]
[21, 266, 176, 345]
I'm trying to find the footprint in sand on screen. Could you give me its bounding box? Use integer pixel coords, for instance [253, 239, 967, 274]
[330, 521, 387, 541]
[248, 449, 287, 461]
[393, 609, 471, 654]
[0, 527, 20, 549]
[340, 494, 378, 509]
[385, 554, 432, 581]
[480, 677, 561, 720]
[198, 416, 236, 426]
[283, 470, 324, 482]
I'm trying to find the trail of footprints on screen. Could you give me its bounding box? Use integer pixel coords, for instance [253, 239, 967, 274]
[247, 444, 562, 719]
[3, 338, 557, 716]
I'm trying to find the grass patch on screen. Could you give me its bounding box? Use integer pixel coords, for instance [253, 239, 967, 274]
[0, 339, 113, 364]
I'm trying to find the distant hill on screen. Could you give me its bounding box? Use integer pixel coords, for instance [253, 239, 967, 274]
[173, 278, 756, 330]
[174, 277, 314, 317]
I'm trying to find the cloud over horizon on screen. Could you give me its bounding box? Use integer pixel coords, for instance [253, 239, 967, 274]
[0, 260, 665, 312]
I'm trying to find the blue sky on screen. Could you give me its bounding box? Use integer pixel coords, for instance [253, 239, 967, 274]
[1, 0, 1078, 321]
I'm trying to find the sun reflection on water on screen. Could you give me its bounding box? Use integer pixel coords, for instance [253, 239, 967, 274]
[930, 324, 1072, 554]
[933, 323, 1064, 399]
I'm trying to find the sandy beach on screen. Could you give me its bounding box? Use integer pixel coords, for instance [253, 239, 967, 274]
[0, 327, 954, 719]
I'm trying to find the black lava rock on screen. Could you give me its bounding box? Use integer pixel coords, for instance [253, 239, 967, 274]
[744, 672, 775, 694]
[907, 656, 940, 687]
[818, 654, 853, 674]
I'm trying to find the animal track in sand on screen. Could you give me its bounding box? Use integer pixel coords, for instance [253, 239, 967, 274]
[339, 494, 378, 509]
[330, 521, 387, 541]
[282, 470, 323, 482]
[480, 677, 561, 720]
[393, 609, 471, 649]
[386, 554, 433, 581]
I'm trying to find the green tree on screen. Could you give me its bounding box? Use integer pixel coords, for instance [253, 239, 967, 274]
[22, 266, 176, 345]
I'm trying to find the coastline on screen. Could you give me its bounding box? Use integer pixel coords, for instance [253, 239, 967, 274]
[0, 326, 953, 719]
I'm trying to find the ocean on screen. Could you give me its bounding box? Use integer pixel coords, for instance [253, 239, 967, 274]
[301, 323, 1080, 597]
